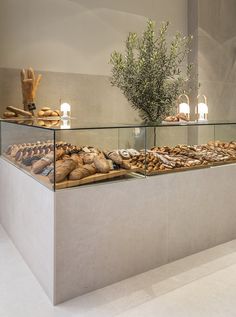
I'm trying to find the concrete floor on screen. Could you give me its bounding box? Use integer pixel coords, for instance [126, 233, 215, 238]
[1, 225, 236, 317]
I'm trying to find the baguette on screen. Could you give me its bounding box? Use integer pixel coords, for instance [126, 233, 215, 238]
[6, 106, 33, 117]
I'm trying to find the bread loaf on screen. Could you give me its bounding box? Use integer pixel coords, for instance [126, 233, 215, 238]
[49, 159, 77, 183]
[32, 152, 54, 174]
[83, 153, 97, 164]
[69, 164, 96, 180]
[94, 157, 110, 173]
[71, 154, 83, 166]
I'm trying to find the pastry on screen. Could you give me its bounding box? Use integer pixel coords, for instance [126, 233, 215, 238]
[38, 111, 45, 117]
[119, 149, 131, 159]
[120, 161, 131, 170]
[41, 107, 51, 111]
[104, 151, 123, 165]
[127, 149, 140, 157]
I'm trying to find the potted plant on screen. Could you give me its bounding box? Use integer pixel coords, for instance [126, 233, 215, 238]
[110, 20, 192, 123]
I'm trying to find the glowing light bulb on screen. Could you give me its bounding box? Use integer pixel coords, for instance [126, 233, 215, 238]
[198, 102, 208, 121]
[179, 102, 190, 114]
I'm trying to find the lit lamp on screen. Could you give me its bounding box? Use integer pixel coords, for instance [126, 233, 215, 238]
[60, 102, 71, 119]
[61, 119, 71, 129]
[178, 93, 190, 120]
[197, 95, 208, 121]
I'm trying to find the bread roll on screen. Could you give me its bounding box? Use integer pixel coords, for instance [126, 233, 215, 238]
[3, 111, 17, 118]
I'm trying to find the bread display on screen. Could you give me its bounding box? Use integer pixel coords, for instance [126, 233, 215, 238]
[4, 138, 236, 188]
[128, 141, 236, 173]
[3, 141, 134, 188]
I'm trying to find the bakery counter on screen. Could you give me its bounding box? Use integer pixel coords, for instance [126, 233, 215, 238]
[1, 156, 236, 304]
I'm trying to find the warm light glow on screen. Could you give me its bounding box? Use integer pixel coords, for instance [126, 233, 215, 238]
[60, 102, 71, 118]
[179, 102, 190, 114]
[61, 119, 71, 129]
[198, 102, 208, 121]
[198, 102, 208, 114]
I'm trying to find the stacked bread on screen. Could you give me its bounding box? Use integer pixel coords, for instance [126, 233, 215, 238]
[48, 144, 133, 183]
[5, 142, 134, 184]
[164, 113, 189, 122]
[128, 141, 236, 173]
[37, 107, 61, 118]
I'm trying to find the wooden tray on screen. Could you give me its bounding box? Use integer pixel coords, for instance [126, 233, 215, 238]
[55, 168, 137, 189]
[138, 159, 236, 176]
[2, 154, 138, 189]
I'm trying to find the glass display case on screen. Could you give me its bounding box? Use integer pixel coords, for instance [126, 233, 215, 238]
[0, 119, 146, 190]
[1, 118, 236, 190]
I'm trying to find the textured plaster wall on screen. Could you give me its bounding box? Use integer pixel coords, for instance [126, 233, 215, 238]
[198, 0, 236, 121]
[0, 0, 187, 124]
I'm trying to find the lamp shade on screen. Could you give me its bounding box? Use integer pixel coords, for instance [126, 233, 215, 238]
[197, 95, 208, 121]
[60, 102, 71, 118]
[179, 102, 190, 114]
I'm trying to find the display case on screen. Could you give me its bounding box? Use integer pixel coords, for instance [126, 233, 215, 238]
[1, 119, 236, 190]
[0, 119, 146, 190]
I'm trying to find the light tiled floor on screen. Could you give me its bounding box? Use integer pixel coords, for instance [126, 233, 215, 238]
[1, 225, 236, 317]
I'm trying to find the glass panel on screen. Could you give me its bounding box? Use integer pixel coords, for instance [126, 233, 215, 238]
[52, 127, 146, 190]
[214, 124, 236, 143]
[144, 123, 235, 176]
[0, 121, 55, 190]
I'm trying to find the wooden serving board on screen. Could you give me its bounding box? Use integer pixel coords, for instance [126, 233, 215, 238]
[55, 168, 137, 189]
[2, 154, 138, 189]
[137, 159, 236, 176]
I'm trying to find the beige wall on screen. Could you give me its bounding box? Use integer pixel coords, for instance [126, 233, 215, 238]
[198, 0, 236, 121]
[0, 0, 188, 125]
[0, 0, 187, 76]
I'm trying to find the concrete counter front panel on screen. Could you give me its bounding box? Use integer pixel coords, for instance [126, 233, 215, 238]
[1, 158, 236, 304]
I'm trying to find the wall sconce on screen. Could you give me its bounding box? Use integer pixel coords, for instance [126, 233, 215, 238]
[60, 102, 71, 119]
[197, 95, 208, 121]
[178, 94, 190, 120]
